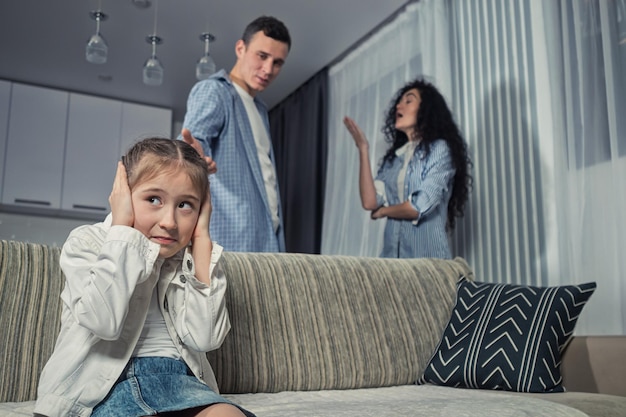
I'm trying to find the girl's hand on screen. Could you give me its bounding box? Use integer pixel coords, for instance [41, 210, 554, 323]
[343, 116, 369, 151]
[192, 183, 213, 244]
[191, 183, 213, 285]
[109, 161, 134, 226]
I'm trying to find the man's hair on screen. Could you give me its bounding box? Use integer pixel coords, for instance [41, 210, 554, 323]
[242, 15, 291, 51]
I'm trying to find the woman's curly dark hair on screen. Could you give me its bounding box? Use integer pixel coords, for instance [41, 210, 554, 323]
[381, 78, 472, 231]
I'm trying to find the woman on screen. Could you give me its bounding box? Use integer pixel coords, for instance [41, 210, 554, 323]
[344, 78, 471, 259]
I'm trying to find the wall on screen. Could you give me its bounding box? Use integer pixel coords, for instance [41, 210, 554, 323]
[0, 212, 92, 248]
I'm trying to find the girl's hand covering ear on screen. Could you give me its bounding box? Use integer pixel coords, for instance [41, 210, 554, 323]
[193, 183, 213, 243]
[109, 161, 134, 227]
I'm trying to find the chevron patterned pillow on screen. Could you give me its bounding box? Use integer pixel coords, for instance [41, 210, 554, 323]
[417, 277, 596, 393]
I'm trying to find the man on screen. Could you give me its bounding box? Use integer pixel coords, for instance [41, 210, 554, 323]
[180, 16, 290, 252]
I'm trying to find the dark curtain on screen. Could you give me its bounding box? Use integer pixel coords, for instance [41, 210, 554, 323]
[269, 69, 328, 254]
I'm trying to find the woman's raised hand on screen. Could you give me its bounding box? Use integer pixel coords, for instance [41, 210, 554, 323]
[343, 116, 369, 151]
[109, 161, 134, 227]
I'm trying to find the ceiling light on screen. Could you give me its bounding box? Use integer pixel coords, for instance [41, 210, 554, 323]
[196, 33, 216, 80]
[86, 10, 108, 64]
[142, 0, 163, 86]
[143, 35, 164, 86]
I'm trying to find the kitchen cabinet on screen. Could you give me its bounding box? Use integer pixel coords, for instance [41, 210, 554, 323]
[120, 102, 172, 154]
[0, 82, 171, 219]
[0, 80, 11, 200]
[2, 83, 68, 209]
[61, 93, 122, 215]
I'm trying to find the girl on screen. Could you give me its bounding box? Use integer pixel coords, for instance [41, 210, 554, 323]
[344, 78, 472, 259]
[34, 138, 254, 417]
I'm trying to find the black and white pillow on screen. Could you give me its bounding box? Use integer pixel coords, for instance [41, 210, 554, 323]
[418, 277, 596, 393]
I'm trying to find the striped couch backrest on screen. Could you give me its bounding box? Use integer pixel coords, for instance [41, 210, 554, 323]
[0, 240, 64, 403]
[208, 252, 473, 394]
[0, 240, 474, 401]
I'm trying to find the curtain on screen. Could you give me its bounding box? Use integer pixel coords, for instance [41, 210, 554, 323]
[322, 0, 626, 336]
[537, 0, 626, 334]
[269, 70, 328, 254]
[448, 1, 547, 288]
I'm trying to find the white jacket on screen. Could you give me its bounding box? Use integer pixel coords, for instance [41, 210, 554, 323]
[34, 215, 231, 417]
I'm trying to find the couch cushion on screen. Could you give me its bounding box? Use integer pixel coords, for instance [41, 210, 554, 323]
[208, 253, 473, 394]
[225, 385, 590, 417]
[418, 277, 596, 393]
[9, 385, 626, 417]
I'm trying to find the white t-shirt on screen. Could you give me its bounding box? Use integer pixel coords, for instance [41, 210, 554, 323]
[133, 287, 179, 359]
[396, 140, 419, 201]
[233, 83, 280, 232]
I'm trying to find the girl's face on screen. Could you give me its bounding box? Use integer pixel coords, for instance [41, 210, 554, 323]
[395, 88, 422, 138]
[131, 169, 201, 258]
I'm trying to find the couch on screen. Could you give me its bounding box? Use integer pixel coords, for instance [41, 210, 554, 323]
[0, 239, 625, 417]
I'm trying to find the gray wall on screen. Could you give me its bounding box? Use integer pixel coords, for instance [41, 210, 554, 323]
[0, 212, 89, 247]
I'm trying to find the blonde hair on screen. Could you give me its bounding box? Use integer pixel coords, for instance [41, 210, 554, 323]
[122, 137, 208, 200]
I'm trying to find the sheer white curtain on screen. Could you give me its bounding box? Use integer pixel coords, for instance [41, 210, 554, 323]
[322, 0, 451, 256]
[322, 0, 626, 335]
[537, 0, 626, 334]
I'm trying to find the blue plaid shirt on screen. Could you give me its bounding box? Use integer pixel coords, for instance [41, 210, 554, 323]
[180, 70, 285, 252]
[375, 139, 454, 259]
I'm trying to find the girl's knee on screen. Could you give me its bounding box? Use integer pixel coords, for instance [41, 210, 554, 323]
[192, 403, 247, 417]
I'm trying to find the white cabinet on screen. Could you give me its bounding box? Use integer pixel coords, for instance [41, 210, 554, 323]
[61, 93, 122, 215]
[0, 80, 11, 200]
[120, 102, 172, 154]
[2, 83, 68, 209]
[0, 82, 171, 219]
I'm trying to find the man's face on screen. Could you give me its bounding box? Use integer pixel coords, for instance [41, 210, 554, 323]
[234, 31, 289, 96]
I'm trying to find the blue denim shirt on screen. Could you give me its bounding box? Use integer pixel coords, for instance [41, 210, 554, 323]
[180, 70, 285, 252]
[375, 139, 454, 258]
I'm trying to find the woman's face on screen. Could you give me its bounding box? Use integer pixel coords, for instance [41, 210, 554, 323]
[394, 88, 422, 138]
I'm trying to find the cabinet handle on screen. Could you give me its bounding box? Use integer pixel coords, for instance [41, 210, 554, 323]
[14, 199, 51, 206]
[72, 204, 107, 211]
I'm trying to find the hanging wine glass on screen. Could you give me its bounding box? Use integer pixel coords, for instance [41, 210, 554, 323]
[86, 11, 108, 64]
[196, 32, 216, 80]
[143, 35, 164, 86]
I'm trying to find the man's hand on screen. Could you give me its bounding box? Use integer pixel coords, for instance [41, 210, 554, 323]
[109, 161, 134, 226]
[181, 128, 217, 175]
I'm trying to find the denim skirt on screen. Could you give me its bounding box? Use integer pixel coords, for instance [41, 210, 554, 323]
[91, 357, 255, 417]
